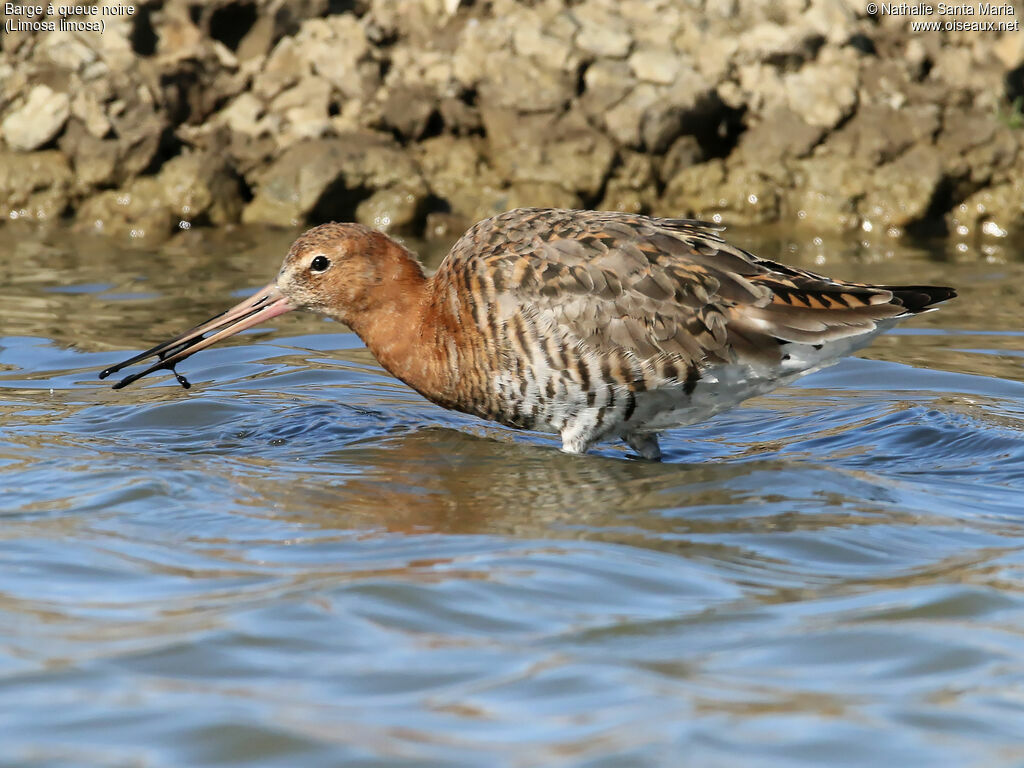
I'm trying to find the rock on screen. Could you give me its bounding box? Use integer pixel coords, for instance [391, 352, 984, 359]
[1, 85, 71, 151]
[269, 76, 333, 145]
[159, 52, 253, 131]
[598, 151, 657, 214]
[946, 179, 1024, 241]
[658, 160, 783, 226]
[58, 120, 120, 190]
[243, 134, 425, 226]
[787, 155, 871, 233]
[70, 91, 111, 139]
[424, 211, 472, 243]
[254, 37, 303, 101]
[734, 107, 825, 167]
[158, 151, 245, 225]
[236, 15, 278, 62]
[478, 56, 575, 113]
[579, 60, 636, 122]
[453, 7, 576, 114]
[0, 61, 26, 106]
[994, 29, 1024, 71]
[959, 127, 1021, 193]
[452, 13, 513, 86]
[605, 87, 658, 147]
[104, 75, 168, 180]
[213, 92, 276, 137]
[230, 0, 331, 63]
[385, 45, 459, 93]
[858, 58, 927, 110]
[826, 104, 939, 164]
[0, 0, 1019, 242]
[803, 0, 858, 44]
[931, 39, 1006, 107]
[571, 3, 632, 58]
[355, 182, 427, 232]
[438, 94, 482, 135]
[511, 7, 575, 71]
[936, 109, 997, 161]
[477, 182, 581, 219]
[37, 31, 99, 73]
[732, 21, 823, 68]
[480, 108, 615, 198]
[367, 0, 463, 47]
[228, 133, 281, 183]
[783, 48, 859, 128]
[152, 1, 205, 62]
[618, 0, 685, 49]
[0, 151, 72, 222]
[860, 145, 944, 230]
[602, 66, 714, 151]
[293, 15, 376, 99]
[659, 135, 705, 184]
[673, 1, 738, 83]
[732, 46, 860, 130]
[380, 84, 438, 140]
[629, 49, 681, 85]
[937, 110, 1020, 198]
[415, 135, 504, 222]
[656, 160, 728, 221]
[76, 177, 176, 239]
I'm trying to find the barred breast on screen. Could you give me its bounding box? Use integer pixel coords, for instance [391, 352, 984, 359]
[423, 208, 955, 458]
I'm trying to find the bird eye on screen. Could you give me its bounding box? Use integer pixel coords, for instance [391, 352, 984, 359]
[310, 255, 330, 273]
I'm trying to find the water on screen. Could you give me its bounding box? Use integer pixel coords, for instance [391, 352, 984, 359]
[2, 222, 1023, 767]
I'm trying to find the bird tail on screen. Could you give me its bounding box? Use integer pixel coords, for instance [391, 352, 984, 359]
[884, 285, 958, 314]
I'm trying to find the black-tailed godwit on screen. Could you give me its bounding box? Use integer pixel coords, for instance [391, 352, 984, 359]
[101, 208, 956, 459]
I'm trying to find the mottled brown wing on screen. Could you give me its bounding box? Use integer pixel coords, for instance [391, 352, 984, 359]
[454, 208, 953, 370]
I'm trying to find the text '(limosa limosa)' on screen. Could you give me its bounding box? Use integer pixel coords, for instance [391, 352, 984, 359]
[101, 208, 956, 459]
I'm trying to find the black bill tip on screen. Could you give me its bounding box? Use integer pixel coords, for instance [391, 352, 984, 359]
[107, 360, 186, 391]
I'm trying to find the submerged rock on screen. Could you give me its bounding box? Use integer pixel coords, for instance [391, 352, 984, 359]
[355, 183, 426, 233]
[658, 156, 785, 227]
[0, 151, 72, 221]
[159, 152, 245, 226]
[76, 178, 177, 240]
[947, 179, 1024, 242]
[860, 145, 944, 231]
[786, 155, 870, 233]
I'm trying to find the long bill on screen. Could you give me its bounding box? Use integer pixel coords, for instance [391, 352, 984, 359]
[100, 281, 294, 390]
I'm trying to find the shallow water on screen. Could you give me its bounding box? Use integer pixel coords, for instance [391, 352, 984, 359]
[2, 222, 1023, 767]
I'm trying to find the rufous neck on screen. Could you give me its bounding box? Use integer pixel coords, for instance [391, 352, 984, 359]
[343, 247, 445, 400]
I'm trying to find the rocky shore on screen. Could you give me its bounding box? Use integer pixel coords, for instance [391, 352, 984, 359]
[1, 0, 1022, 249]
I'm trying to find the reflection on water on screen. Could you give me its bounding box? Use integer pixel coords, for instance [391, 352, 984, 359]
[2, 222, 1024, 767]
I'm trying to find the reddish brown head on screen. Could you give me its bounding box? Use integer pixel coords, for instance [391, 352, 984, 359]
[100, 222, 429, 389]
[275, 223, 425, 326]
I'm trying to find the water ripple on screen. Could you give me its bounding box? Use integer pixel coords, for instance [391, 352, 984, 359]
[2, 228, 1024, 766]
